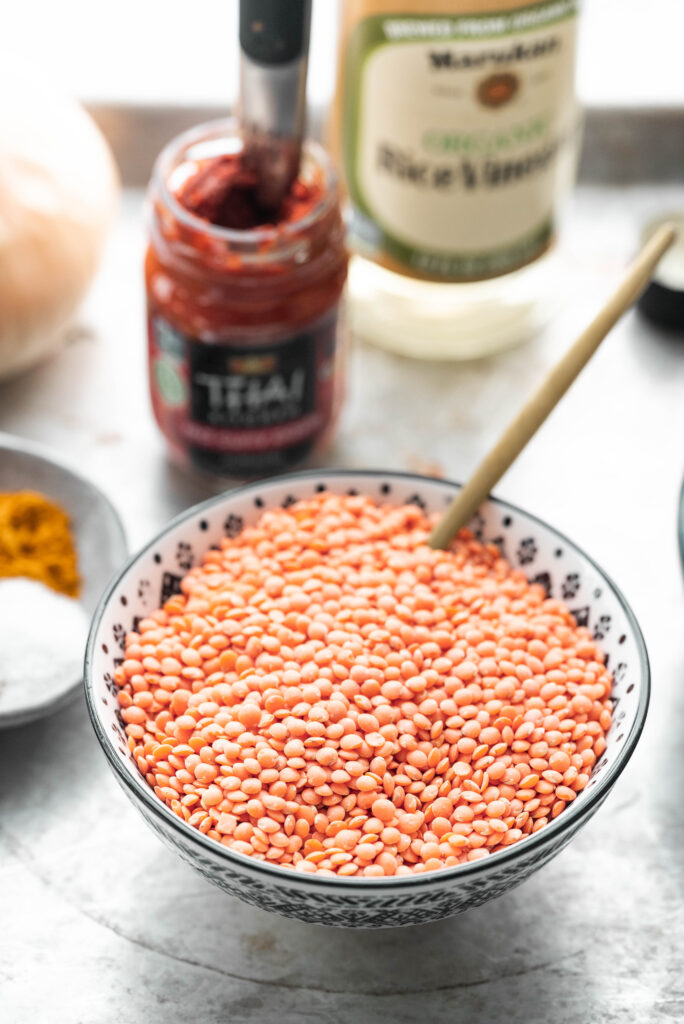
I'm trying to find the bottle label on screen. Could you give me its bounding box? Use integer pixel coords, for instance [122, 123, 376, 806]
[148, 310, 340, 476]
[343, 0, 580, 282]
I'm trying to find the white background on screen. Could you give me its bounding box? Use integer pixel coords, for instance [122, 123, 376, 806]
[3, 0, 682, 108]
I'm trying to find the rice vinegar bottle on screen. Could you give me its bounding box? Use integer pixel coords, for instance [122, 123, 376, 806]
[333, 0, 581, 359]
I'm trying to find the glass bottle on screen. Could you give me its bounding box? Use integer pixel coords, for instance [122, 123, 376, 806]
[333, 0, 581, 359]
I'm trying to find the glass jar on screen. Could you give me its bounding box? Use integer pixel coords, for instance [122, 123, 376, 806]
[145, 120, 348, 479]
[332, 0, 582, 359]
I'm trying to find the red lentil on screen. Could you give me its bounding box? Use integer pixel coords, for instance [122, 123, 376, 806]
[115, 494, 612, 877]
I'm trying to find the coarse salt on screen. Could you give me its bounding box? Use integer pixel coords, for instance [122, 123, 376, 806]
[0, 577, 89, 713]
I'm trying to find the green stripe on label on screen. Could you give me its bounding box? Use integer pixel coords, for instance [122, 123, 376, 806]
[350, 210, 554, 281]
[376, 1, 579, 45]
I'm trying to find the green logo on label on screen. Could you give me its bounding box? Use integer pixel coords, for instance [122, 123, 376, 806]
[154, 357, 186, 407]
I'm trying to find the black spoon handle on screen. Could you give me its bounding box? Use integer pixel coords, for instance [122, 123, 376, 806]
[238, 0, 312, 209]
[240, 0, 312, 65]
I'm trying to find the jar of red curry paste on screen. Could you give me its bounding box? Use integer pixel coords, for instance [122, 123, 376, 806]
[145, 120, 348, 479]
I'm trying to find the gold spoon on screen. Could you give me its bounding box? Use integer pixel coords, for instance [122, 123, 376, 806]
[428, 223, 677, 551]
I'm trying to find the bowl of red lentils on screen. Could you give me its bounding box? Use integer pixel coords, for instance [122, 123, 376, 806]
[85, 470, 649, 928]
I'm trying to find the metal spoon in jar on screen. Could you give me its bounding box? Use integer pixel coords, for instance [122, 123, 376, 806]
[238, 0, 312, 214]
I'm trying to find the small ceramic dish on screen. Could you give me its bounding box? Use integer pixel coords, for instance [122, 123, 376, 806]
[85, 469, 649, 927]
[0, 433, 127, 728]
[678, 474, 684, 576]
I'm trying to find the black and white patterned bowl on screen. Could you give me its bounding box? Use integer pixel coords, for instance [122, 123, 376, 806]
[84, 470, 649, 928]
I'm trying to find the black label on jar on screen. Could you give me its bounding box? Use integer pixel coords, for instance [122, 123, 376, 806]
[148, 312, 339, 478]
[189, 334, 316, 429]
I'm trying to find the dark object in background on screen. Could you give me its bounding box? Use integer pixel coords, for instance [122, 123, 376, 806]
[678, 475, 684, 577]
[638, 215, 684, 331]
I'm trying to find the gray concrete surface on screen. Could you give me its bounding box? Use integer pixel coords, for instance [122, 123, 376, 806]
[1, 187, 684, 1023]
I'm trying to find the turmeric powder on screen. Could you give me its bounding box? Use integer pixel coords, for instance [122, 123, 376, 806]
[0, 491, 80, 597]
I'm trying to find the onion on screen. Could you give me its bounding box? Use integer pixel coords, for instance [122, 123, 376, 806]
[0, 59, 119, 379]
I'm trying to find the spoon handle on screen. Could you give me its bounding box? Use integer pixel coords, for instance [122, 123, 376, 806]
[428, 223, 677, 551]
[239, 0, 312, 211]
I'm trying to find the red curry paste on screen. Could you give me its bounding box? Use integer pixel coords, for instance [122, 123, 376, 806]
[145, 122, 348, 479]
[176, 153, 324, 231]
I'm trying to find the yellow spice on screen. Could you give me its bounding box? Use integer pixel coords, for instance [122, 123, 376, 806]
[0, 490, 80, 597]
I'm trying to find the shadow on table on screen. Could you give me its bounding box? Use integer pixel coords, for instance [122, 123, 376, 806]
[0, 696, 585, 1022]
[93, 862, 594, 1024]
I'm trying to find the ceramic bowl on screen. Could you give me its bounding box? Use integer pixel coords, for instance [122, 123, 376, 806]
[85, 470, 648, 928]
[0, 433, 127, 727]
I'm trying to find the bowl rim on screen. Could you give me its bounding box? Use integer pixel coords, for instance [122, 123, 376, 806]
[84, 467, 650, 890]
[0, 432, 127, 553]
[0, 431, 128, 729]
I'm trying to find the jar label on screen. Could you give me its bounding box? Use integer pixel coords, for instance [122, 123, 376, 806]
[343, 1, 579, 282]
[148, 311, 340, 476]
